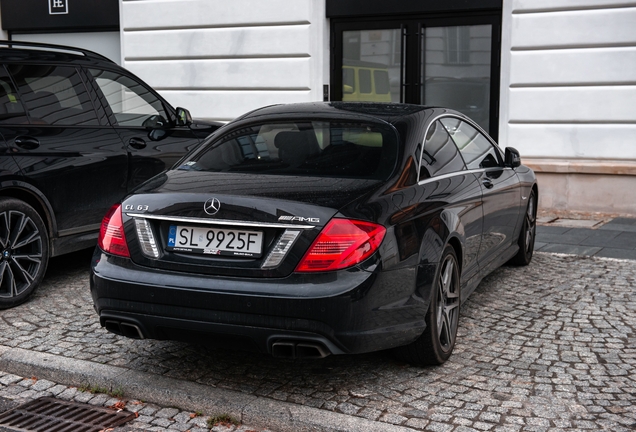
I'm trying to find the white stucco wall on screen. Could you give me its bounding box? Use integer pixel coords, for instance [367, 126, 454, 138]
[120, 0, 328, 122]
[499, 0, 636, 160]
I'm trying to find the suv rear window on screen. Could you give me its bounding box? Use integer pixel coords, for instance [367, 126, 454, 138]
[7, 65, 98, 126]
[182, 121, 399, 180]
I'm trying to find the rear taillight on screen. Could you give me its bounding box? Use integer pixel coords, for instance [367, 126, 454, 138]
[98, 204, 130, 258]
[296, 219, 386, 272]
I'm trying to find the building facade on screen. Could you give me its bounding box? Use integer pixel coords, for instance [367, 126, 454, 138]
[1, 0, 635, 215]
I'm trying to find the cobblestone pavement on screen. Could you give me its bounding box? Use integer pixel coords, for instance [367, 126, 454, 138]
[0, 250, 635, 431]
[0, 371, 273, 432]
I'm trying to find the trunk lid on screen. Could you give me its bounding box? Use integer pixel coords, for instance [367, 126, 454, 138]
[122, 171, 382, 278]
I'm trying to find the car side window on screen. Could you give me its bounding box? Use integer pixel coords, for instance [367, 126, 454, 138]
[419, 120, 466, 180]
[88, 69, 168, 128]
[7, 64, 98, 126]
[0, 65, 28, 124]
[359, 69, 372, 94]
[440, 117, 502, 170]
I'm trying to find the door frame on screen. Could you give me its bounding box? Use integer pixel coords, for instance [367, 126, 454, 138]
[331, 11, 502, 139]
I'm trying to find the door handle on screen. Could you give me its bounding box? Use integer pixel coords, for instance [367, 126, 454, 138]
[14, 136, 40, 150]
[128, 137, 146, 150]
[482, 178, 494, 189]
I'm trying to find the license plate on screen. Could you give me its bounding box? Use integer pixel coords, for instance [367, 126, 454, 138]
[167, 225, 263, 257]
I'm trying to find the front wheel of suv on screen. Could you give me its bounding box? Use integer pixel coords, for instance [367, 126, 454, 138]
[0, 198, 49, 309]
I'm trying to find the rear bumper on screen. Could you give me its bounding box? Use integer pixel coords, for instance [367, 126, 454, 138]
[90, 250, 435, 355]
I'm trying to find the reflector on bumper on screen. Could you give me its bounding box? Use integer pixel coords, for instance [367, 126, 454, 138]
[261, 230, 301, 269]
[135, 218, 159, 258]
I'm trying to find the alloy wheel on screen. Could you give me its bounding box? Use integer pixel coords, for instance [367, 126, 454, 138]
[0, 210, 43, 298]
[525, 193, 536, 254]
[436, 254, 459, 351]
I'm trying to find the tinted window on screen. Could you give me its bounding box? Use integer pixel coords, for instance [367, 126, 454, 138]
[374, 70, 390, 94]
[89, 69, 167, 127]
[184, 121, 399, 180]
[343, 68, 354, 89]
[8, 65, 98, 126]
[419, 120, 466, 180]
[0, 66, 27, 124]
[440, 118, 501, 170]
[359, 69, 372, 94]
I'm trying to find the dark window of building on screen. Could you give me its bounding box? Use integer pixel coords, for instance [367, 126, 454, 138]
[330, 1, 501, 138]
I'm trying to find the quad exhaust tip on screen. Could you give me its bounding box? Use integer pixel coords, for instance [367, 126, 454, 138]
[271, 341, 331, 359]
[104, 320, 145, 339]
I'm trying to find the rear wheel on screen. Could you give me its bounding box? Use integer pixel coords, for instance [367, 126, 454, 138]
[0, 198, 49, 309]
[508, 189, 536, 266]
[395, 245, 460, 365]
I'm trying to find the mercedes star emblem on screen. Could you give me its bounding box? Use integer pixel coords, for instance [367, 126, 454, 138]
[204, 198, 221, 215]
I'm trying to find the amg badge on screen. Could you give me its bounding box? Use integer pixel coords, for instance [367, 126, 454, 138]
[278, 215, 320, 223]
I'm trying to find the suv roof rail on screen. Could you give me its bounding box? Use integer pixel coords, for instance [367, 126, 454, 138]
[0, 39, 113, 62]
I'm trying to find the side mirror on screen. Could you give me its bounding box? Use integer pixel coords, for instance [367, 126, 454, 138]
[505, 147, 521, 168]
[343, 84, 354, 94]
[175, 107, 192, 126]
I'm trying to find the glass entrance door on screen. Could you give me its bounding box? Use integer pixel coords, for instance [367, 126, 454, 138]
[332, 14, 500, 137]
[342, 28, 403, 103]
[422, 25, 492, 132]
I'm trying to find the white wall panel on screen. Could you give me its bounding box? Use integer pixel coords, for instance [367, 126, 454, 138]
[126, 58, 311, 89]
[510, 47, 636, 85]
[512, 0, 636, 13]
[509, 87, 636, 123]
[500, 1, 636, 212]
[511, 7, 636, 49]
[508, 124, 636, 159]
[122, 0, 311, 30]
[120, 0, 327, 122]
[124, 26, 311, 60]
[158, 90, 313, 122]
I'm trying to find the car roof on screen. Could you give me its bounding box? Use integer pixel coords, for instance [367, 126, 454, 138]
[0, 40, 115, 67]
[239, 102, 440, 125]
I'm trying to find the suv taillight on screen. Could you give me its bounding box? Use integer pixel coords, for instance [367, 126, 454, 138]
[295, 219, 385, 272]
[98, 204, 130, 258]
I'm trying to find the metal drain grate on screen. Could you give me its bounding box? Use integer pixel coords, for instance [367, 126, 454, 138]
[0, 397, 136, 432]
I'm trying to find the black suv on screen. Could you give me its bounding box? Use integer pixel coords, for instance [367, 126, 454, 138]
[0, 41, 220, 308]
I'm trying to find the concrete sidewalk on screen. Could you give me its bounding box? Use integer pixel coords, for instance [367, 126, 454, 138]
[536, 216, 636, 260]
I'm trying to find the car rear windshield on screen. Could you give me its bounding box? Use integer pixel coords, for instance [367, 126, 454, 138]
[182, 121, 399, 180]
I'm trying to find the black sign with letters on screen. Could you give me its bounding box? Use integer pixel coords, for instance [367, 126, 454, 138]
[49, 0, 69, 15]
[1, 0, 118, 32]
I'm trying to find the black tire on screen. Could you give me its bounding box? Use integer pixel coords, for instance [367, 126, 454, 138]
[0, 198, 49, 309]
[508, 189, 536, 266]
[395, 245, 460, 366]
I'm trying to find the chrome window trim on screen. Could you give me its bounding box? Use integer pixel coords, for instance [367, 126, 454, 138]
[125, 213, 315, 229]
[417, 113, 504, 183]
[417, 167, 513, 186]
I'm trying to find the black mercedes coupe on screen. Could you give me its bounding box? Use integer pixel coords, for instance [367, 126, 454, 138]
[90, 102, 537, 365]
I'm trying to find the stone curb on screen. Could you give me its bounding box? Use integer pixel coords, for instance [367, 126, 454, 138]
[536, 250, 636, 263]
[0, 346, 416, 432]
